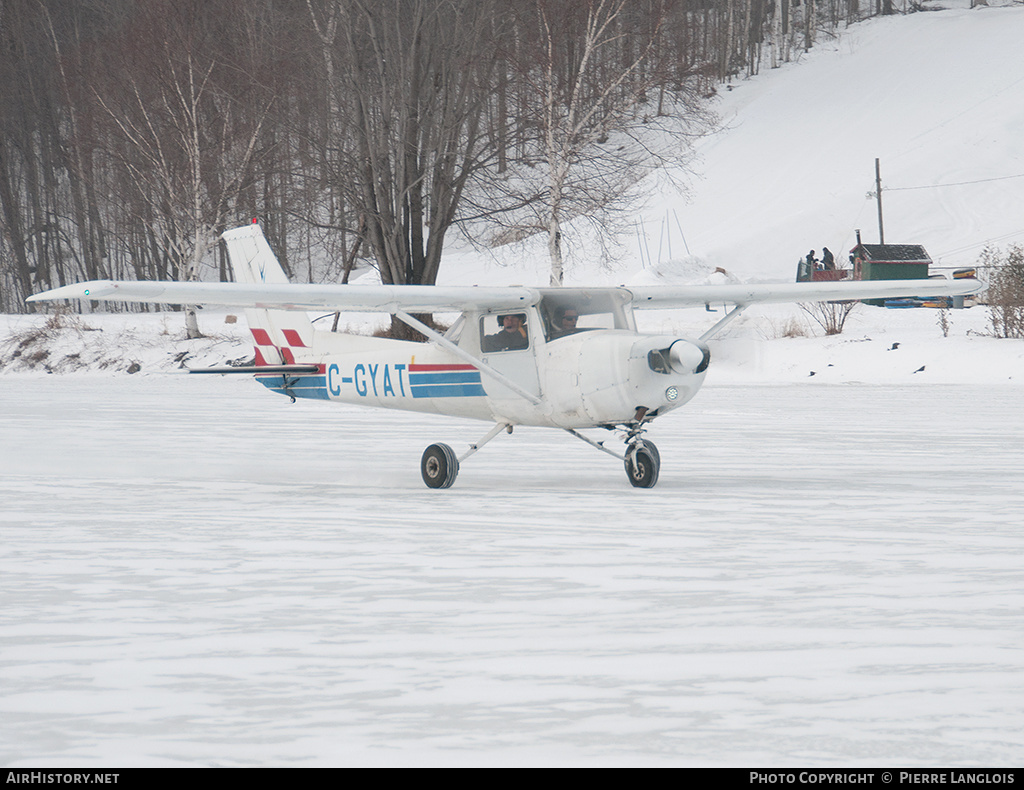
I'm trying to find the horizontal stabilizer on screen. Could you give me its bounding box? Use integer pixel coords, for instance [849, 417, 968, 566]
[188, 364, 321, 375]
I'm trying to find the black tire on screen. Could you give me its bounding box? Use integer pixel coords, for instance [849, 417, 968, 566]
[640, 439, 660, 468]
[421, 443, 459, 489]
[624, 440, 660, 488]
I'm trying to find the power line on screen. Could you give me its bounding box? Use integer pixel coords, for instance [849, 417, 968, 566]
[937, 228, 1024, 259]
[887, 172, 1024, 192]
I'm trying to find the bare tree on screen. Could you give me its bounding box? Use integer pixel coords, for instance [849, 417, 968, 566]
[483, 0, 709, 285]
[982, 244, 1024, 339]
[800, 300, 858, 335]
[92, 0, 272, 336]
[0, 0, 896, 316]
[295, 0, 507, 337]
[0, 0, 95, 310]
[324, 0, 504, 287]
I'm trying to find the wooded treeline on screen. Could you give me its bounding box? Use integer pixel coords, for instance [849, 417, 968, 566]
[1, 0, 896, 313]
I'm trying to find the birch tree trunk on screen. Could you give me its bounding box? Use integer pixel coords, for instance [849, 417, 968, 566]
[535, 0, 668, 285]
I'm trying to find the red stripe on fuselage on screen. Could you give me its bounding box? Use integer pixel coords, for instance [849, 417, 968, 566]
[408, 363, 477, 371]
[251, 328, 273, 345]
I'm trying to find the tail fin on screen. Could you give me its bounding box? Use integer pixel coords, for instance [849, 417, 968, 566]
[222, 224, 315, 366]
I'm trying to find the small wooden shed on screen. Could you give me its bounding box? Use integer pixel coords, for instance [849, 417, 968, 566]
[851, 243, 932, 282]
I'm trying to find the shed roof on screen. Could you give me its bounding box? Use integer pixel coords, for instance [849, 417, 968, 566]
[853, 244, 932, 263]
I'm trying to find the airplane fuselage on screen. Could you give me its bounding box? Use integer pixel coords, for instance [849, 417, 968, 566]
[254, 308, 708, 429]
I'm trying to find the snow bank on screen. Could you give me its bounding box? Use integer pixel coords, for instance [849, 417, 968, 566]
[4, 303, 1022, 386]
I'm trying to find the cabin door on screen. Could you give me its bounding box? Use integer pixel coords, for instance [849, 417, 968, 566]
[478, 310, 542, 402]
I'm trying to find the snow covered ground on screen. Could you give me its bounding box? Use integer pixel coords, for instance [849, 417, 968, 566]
[1, 299, 1022, 766]
[3, 2, 1024, 767]
[2, 372, 1022, 766]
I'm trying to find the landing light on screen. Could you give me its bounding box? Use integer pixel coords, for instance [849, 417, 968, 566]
[665, 386, 679, 402]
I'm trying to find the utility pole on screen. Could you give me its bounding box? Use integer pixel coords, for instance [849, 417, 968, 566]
[874, 157, 885, 244]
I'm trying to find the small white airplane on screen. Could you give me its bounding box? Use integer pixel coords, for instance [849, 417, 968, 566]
[28, 223, 979, 489]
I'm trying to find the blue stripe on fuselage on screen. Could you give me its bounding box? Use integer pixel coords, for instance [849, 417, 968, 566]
[410, 382, 487, 398]
[256, 367, 489, 401]
[408, 368, 485, 398]
[257, 374, 330, 401]
[408, 371, 481, 386]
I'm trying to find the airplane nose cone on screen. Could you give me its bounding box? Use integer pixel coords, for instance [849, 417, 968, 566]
[667, 339, 710, 374]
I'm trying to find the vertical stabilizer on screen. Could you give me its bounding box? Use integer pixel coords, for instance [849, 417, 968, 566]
[222, 224, 315, 366]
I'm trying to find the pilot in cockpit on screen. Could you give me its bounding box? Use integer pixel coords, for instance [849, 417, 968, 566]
[483, 313, 529, 352]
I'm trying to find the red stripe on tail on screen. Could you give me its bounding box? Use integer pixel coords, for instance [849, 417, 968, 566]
[251, 328, 273, 346]
[282, 329, 307, 347]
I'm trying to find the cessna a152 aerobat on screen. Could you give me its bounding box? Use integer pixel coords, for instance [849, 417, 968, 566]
[29, 223, 979, 489]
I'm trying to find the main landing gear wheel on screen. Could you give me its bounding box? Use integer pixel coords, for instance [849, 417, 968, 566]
[421, 443, 459, 489]
[624, 439, 660, 488]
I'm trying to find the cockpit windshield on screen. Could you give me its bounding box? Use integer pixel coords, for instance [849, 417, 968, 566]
[539, 289, 634, 341]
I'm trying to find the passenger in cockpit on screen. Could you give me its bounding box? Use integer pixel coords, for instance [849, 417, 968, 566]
[549, 305, 580, 339]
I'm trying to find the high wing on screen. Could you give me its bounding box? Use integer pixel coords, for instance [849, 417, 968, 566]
[26, 222, 979, 311]
[25, 279, 540, 314]
[26, 276, 980, 312]
[627, 278, 978, 308]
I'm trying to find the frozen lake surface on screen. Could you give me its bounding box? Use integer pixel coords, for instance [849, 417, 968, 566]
[2, 376, 1022, 766]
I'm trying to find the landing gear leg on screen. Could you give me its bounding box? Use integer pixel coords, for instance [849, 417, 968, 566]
[564, 416, 662, 489]
[420, 422, 512, 489]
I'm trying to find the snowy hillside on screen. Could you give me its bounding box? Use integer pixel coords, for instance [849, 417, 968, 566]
[636, 3, 1024, 284]
[4, 4, 1024, 382]
[440, 2, 1024, 289]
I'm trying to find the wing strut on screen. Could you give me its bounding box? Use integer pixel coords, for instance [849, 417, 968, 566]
[699, 304, 748, 343]
[393, 310, 543, 406]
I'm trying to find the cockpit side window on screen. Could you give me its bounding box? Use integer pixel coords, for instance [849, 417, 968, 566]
[481, 313, 530, 353]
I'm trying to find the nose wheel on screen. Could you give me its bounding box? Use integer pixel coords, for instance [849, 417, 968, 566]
[565, 425, 663, 488]
[624, 439, 660, 488]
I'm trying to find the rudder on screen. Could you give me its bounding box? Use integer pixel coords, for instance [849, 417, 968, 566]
[222, 224, 314, 366]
